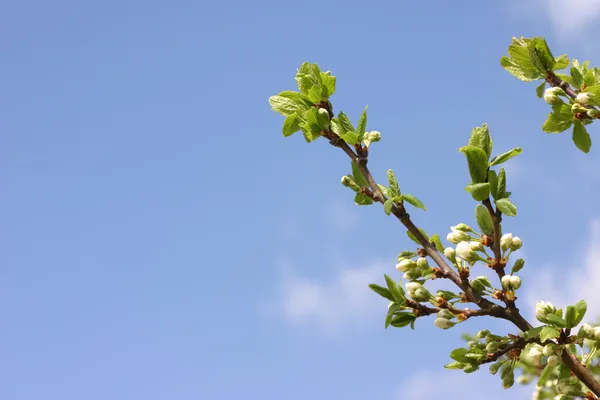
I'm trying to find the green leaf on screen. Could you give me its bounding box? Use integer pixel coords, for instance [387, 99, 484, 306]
[584, 69, 596, 87]
[384, 274, 405, 303]
[269, 91, 306, 116]
[307, 86, 324, 103]
[545, 313, 567, 328]
[511, 258, 525, 274]
[458, 145, 489, 184]
[407, 228, 428, 245]
[501, 37, 544, 81]
[282, 114, 301, 137]
[444, 362, 465, 370]
[431, 234, 444, 252]
[450, 348, 470, 363]
[465, 182, 491, 201]
[354, 193, 373, 206]
[556, 73, 573, 85]
[535, 81, 546, 98]
[383, 199, 393, 215]
[523, 326, 544, 339]
[340, 131, 359, 145]
[357, 106, 368, 140]
[537, 363, 555, 388]
[542, 102, 573, 133]
[295, 63, 322, 95]
[368, 283, 395, 302]
[565, 305, 577, 328]
[475, 204, 493, 235]
[572, 122, 591, 153]
[553, 54, 569, 70]
[320, 71, 336, 97]
[385, 302, 405, 328]
[488, 170, 498, 200]
[528, 37, 555, 72]
[571, 66, 584, 89]
[573, 300, 587, 327]
[401, 194, 426, 210]
[338, 112, 356, 133]
[489, 148, 522, 166]
[501, 367, 515, 389]
[497, 168, 507, 199]
[390, 313, 416, 328]
[468, 124, 493, 160]
[583, 85, 600, 106]
[495, 198, 517, 217]
[351, 161, 369, 187]
[330, 117, 344, 136]
[540, 326, 561, 342]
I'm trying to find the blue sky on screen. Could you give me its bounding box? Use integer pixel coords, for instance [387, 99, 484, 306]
[2, 1, 600, 399]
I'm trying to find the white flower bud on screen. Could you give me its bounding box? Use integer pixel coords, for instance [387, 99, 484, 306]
[416, 257, 429, 269]
[576, 92, 593, 105]
[500, 233, 513, 251]
[543, 87, 564, 105]
[396, 259, 417, 272]
[528, 346, 542, 359]
[469, 241, 484, 251]
[437, 308, 455, 320]
[509, 275, 521, 290]
[547, 355, 561, 366]
[501, 275, 512, 290]
[578, 324, 594, 339]
[411, 287, 432, 302]
[453, 223, 472, 232]
[456, 241, 476, 262]
[543, 344, 556, 356]
[405, 281, 422, 294]
[444, 247, 456, 262]
[594, 326, 600, 341]
[434, 317, 456, 330]
[511, 236, 522, 251]
[447, 230, 470, 244]
[536, 301, 556, 323]
[403, 268, 421, 281]
[486, 341, 500, 352]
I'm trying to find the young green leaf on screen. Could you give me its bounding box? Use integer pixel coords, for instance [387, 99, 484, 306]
[465, 183, 491, 201]
[357, 106, 368, 140]
[282, 114, 301, 137]
[573, 300, 587, 327]
[384, 274, 405, 303]
[489, 148, 522, 166]
[535, 81, 546, 98]
[553, 54, 569, 70]
[458, 145, 489, 184]
[340, 131, 359, 145]
[354, 192, 373, 205]
[545, 313, 567, 328]
[269, 91, 307, 116]
[540, 326, 561, 342]
[523, 326, 544, 339]
[542, 102, 573, 133]
[495, 198, 517, 217]
[383, 199, 394, 215]
[431, 234, 444, 252]
[571, 66, 584, 89]
[368, 283, 395, 302]
[537, 363, 554, 388]
[565, 305, 577, 328]
[572, 122, 591, 153]
[583, 85, 600, 106]
[497, 168, 507, 198]
[528, 37, 555, 72]
[338, 111, 356, 133]
[320, 71, 336, 97]
[390, 313, 416, 328]
[488, 170, 498, 200]
[475, 204, 493, 235]
[401, 194, 426, 210]
[468, 124, 493, 160]
[351, 161, 369, 187]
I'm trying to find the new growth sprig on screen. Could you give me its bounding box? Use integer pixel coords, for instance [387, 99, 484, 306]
[269, 36, 600, 399]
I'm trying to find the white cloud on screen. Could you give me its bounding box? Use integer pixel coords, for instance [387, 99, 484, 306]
[524, 218, 600, 324]
[539, 0, 600, 36]
[395, 370, 531, 400]
[275, 260, 387, 335]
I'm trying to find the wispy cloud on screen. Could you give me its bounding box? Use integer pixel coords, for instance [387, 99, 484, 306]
[538, 0, 600, 36]
[524, 218, 600, 324]
[274, 259, 387, 336]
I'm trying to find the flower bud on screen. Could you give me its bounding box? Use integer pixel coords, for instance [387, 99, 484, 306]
[509, 275, 521, 290]
[363, 131, 381, 144]
[469, 241, 484, 251]
[403, 268, 421, 281]
[434, 317, 456, 330]
[470, 278, 487, 294]
[528, 346, 542, 359]
[444, 247, 456, 262]
[405, 281, 421, 294]
[477, 329, 490, 338]
[543, 343, 556, 356]
[547, 355, 561, 366]
[500, 233, 513, 251]
[486, 341, 500, 352]
[594, 326, 600, 341]
[501, 275, 512, 290]
[543, 87, 564, 105]
[396, 259, 417, 272]
[456, 241, 476, 263]
[536, 301, 556, 323]
[572, 102, 588, 113]
[511, 236, 522, 251]
[511, 258, 525, 273]
[437, 308, 455, 320]
[578, 324, 595, 339]
[447, 230, 470, 244]
[576, 92, 593, 105]
[453, 223, 472, 232]
[411, 287, 432, 302]
[416, 257, 429, 269]
[341, 176, 361, 192]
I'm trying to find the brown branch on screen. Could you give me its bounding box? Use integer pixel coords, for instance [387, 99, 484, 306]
[480, 336, 529, 365]
[562, 351, 600, 396]
[405, 299, 438, 317]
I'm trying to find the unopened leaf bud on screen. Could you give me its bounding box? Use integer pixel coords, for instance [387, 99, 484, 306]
[511, 258, 525, 273]
[500, 233, 513, 251]
[341, 176, 361, 192]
